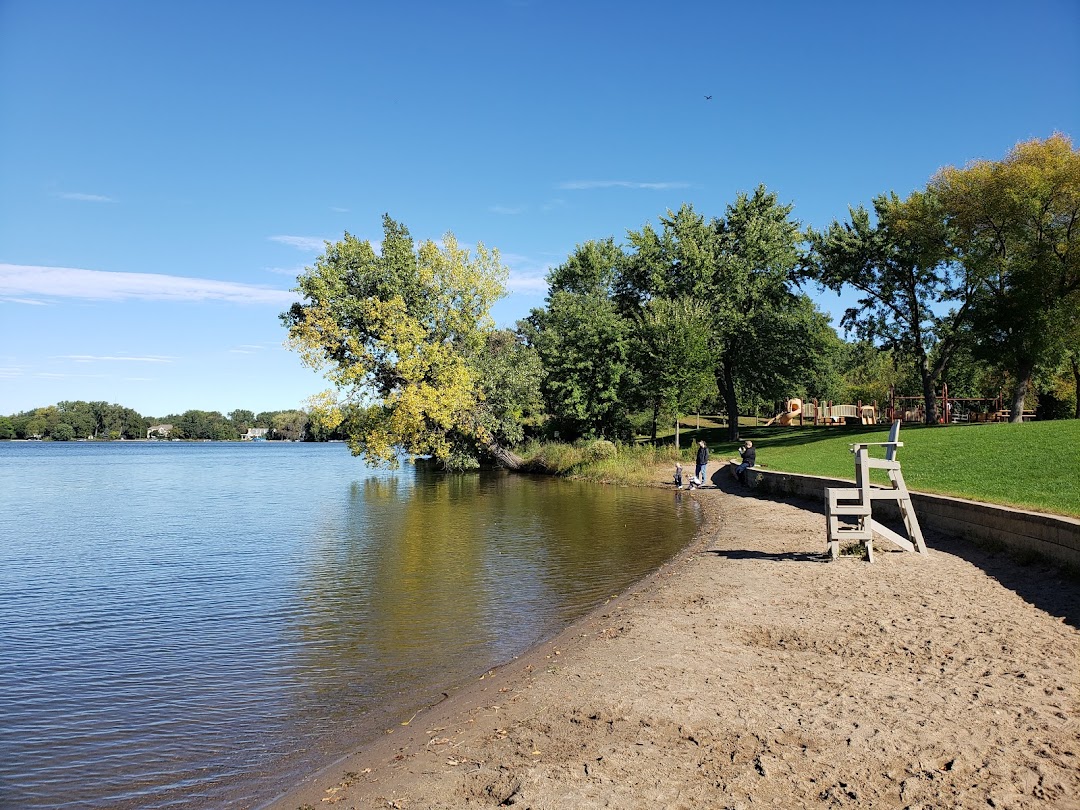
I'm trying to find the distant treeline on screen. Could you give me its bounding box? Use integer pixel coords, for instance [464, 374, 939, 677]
[0, 402, 346, 442]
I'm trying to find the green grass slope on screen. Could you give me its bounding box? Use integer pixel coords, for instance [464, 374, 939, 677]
[712, 420, 1080, 518]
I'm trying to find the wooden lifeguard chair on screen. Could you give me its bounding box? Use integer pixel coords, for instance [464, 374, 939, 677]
[825, 421, 928, 562]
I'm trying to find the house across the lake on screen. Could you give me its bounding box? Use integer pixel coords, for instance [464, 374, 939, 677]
[147, 424, 173, 440]
[242, 427, 269, 441]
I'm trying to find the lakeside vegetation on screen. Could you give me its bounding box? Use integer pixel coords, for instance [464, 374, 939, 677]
[0, 402, 330, 442]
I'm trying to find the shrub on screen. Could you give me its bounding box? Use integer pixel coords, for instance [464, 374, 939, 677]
[583, 439, 617, 461]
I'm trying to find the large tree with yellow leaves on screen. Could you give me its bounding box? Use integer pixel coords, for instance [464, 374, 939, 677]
[282, 215, 540, 470]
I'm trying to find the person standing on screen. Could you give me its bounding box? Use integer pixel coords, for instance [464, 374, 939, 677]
[695, 440, 709, 487]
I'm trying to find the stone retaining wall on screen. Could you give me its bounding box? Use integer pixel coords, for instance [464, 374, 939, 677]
[730, 462, 1080, 570]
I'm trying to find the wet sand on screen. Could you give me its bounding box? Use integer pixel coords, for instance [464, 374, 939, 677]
[266, 467, 1080, 809]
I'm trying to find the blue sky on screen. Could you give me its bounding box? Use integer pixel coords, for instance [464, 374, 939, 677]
[2, 0, 1078, 418]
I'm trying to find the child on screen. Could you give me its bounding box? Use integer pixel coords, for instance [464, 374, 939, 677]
[688, 473, 702, 490]
[674, 462, 684, 489]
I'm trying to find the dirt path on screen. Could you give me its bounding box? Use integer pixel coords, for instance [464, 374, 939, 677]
[267, 470, 1080, 810]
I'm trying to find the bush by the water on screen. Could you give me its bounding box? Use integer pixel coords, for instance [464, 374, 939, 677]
[523, 440, 689, 485]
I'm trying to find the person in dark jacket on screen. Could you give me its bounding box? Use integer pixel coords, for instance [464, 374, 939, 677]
[735, 440, 756, 483]
[695, 440, 709, 487]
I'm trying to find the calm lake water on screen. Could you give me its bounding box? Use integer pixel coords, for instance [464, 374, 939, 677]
[0, 442, 700, 809]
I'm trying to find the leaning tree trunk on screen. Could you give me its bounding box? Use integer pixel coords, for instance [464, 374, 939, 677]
[485, 438, 524, 470]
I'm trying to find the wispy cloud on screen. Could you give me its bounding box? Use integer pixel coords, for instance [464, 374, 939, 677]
[501, 252, 552, 295]
[0, 296, 49, 305]
[59, 355, 175, 363]
[0, 366, 23, 379]
[557, 180, 690, 191]
[330, 206, 350, 213]
[269, 235, 327, 252]
[264, 264, 307, 277]
[54, 191, 114, 202]
[507, 269, 549, 294]
[228, 344, 265, 354]
[490, 204, 526, 215]
[35, 371, 109, 379]
[0, 264, 297, 305]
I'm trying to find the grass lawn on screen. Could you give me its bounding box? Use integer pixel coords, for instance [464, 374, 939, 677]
[699, 420, 1080, 518]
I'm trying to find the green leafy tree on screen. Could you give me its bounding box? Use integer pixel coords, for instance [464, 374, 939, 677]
[805, 190, 972, 424]
[172, 410, 235, 440]
[839, 341, 903, 410]
[468, 329, 544, 448]
[711, 188, 810, 441]
[282, 214, 526, 470]
[270, 410, 308, 441]
[527, 288, 630, 440]
[524, 240, 632, 440]
[932, 134, 1080, 421]
[630, 296, 716, 447]
[0, 417, 14, 439]
[228, 409, 256, 432]
[52, 423, 75, 441]
[623, 192, 817, 440]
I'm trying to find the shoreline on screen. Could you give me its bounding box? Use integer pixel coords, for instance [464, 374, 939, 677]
[265, 470, 1080, 809]
[260, 475, 716, 809]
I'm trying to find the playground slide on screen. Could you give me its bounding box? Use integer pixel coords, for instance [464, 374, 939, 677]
[765, 398, 802, 427]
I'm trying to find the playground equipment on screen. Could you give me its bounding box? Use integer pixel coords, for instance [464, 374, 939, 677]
[824, 420, 928, 563]
[888, 385, 1034, 424]
[766, 398, 877, 426]
[764, 398, 802, 426]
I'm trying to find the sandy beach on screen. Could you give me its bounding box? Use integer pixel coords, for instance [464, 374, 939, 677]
[266, 467, 1080, 810]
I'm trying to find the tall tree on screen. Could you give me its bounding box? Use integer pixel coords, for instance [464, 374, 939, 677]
[631, 296, 716, 447]
[690, 191, 815, 440]
[621, 192, 823, 440]
[932, 134, 1080, 421]
[526, 288, 631, 440]
[804, 190, 972, 423]
[282, 215, 527, 470]
[525, 241, 632, 440]
[467, 329, 544, 449]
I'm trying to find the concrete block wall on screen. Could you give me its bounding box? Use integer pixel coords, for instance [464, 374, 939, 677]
[731, 462, 1080, 570]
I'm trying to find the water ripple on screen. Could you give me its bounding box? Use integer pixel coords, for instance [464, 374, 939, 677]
[0, 442, 699, 808]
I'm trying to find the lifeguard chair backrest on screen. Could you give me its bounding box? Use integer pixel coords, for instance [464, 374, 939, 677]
[885, 420, 901, 462]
